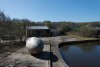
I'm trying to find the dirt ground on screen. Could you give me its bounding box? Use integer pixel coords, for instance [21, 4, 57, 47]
[0, 42, 50, 67]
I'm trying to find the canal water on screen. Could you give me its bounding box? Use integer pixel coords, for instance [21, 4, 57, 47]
[59, 42, 100, 67]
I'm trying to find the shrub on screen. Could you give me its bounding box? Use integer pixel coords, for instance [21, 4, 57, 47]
[78, 26, 97, 38]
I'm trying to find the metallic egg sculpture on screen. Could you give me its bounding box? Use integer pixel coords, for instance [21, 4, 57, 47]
[26, 37, 44, 54]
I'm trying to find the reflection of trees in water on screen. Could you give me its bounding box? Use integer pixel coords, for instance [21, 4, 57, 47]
[77, 42, 97, 52]
[60, 42, 100, 52]
[61, 45, 69, 51]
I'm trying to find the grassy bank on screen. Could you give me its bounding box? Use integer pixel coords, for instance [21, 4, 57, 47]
[67, 34, 100, 40]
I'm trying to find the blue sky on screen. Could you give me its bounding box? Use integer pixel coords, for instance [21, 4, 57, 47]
[0, 0, 100, 22]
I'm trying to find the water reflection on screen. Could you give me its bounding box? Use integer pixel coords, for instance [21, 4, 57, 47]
[61, 42, 99, 52]
[61, 45, 69, 51]
[77, 43, 96, 52]
[60, 42, 100, 67]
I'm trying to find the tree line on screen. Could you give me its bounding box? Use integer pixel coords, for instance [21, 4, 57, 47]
[0, 11, 100, 40]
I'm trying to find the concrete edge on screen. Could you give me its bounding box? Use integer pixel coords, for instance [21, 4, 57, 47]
[57, 39, 100, 67]
[56, 44, 69, 67]
[59, 39, 100, 48]
[51, 41, 69, 67]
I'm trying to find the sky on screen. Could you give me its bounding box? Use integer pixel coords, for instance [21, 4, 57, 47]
[0, 0, 100, 22]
